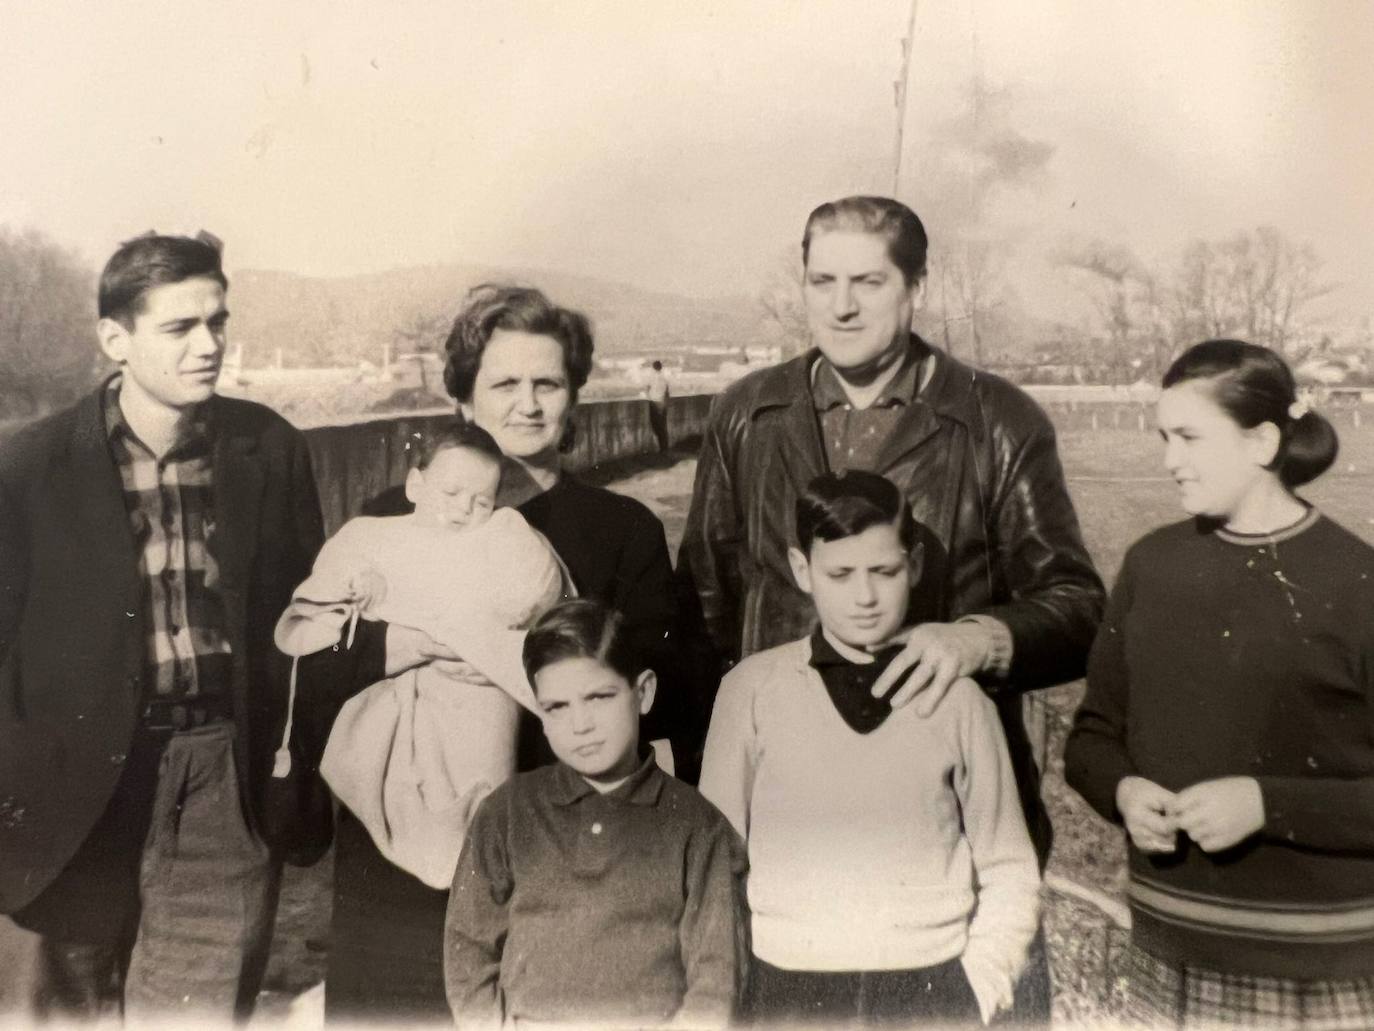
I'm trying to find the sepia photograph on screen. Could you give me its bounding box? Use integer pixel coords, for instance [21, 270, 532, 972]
[2, 1, 1373, 1028]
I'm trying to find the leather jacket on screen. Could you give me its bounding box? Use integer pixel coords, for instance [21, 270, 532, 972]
[678, 340, 1105, 862]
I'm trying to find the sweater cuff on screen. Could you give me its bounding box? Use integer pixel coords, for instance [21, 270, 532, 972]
[959, 951, 1012, 1025]
[957, 615, 1013, 678]
[1254, 775, 1311, 846]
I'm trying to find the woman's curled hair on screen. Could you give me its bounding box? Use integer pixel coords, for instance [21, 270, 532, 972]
[442, 283, 595, 405]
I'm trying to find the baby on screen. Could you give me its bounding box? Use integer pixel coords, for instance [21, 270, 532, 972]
[275, 422, 568, 888]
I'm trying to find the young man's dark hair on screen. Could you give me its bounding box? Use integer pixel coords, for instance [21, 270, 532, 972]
[97, 232, 228, 328]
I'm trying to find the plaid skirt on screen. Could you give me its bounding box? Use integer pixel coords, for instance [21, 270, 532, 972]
[1123, 943, 1374, 1030]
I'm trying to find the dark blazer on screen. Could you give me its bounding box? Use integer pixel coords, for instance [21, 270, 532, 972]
[677, 341, 1106, 862]
[0, 384, 324, 914]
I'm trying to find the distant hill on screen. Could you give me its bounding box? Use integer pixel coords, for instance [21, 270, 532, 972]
[228, 264, 767, 369]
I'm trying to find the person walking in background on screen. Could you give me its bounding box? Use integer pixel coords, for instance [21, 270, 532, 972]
[1066, 339, 1374, 1028]
[445, 598, 747, 1029]
[294, 284, 705, 1023]
[644, 358, 671, 451]
[0, 233, 325, 1021]
[700, 471, 1039, 1027]
[678, 195, 1104, 1022]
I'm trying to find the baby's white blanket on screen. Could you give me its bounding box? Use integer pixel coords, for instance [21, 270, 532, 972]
[274, 509, 569, 888]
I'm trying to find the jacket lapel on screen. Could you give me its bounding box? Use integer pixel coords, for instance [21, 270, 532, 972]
[757, 352, 829, 488]
[212, 403, 265, 599]
[64, 390, 140, 602]
[876, 347, 984, 620]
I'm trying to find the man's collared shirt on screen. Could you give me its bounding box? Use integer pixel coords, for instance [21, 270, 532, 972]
[104, 377, 231, 704]
[811, 339, 928, 473]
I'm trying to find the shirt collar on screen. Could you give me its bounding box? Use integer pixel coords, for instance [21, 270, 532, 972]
[547, 748, 665, 807]
[808, 625, 905, 671]
[103, 373, 213, 457]
[811, 336, 925, 413]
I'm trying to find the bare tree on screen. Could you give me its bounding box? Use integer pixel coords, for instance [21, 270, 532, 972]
[915, 77, 1055, 366]
[1056, 239, 1150, 383]
[756, 250, 810, 358]
[393, 311, 451, 396]
[1173, 228, 1328, 357]
[0, 226, 100, 419]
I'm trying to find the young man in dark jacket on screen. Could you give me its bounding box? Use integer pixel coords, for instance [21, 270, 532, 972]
[0, 233, 325, 1022]
[678, 195, 1105, 1022]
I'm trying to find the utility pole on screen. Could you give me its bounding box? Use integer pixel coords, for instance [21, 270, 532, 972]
[892, 0, 920, 194]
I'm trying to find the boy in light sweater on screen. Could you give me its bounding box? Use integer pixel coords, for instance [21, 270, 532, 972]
[699, 470, 1040, 1026]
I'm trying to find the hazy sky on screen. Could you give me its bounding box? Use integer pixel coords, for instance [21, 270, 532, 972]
[2, 0, 1371, 321]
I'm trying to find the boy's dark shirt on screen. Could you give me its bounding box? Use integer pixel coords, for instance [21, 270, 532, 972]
[444, 750, 747, 1027]
[808, 629, 906, 734]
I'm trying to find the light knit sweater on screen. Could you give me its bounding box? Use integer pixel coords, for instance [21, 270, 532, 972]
[699, 637, 1040, 1024]
[274, 509, 567, 888]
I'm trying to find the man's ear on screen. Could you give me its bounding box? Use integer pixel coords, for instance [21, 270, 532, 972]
[97, 317, 130, 365]
[404, 467, 424, 505]
[634, 669, 658, 715]
[788, 546, 813, 595]
[457, 400, 475, 423]
[907, 273, 928, 314]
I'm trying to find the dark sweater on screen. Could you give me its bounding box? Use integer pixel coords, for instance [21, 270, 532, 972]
[1065, 510, 1374, 980]
[444, 752, 747, 1027]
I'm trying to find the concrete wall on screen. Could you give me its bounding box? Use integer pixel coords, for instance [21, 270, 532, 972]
[303, 393, 714, 534]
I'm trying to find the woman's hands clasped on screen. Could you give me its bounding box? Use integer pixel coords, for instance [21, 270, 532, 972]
[1115, 775, 1266, 854]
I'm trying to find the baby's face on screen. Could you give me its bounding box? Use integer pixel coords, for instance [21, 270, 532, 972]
[407, 446, 501, 532]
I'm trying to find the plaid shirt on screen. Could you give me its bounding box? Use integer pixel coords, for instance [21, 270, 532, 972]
[104, 378, 231, 704]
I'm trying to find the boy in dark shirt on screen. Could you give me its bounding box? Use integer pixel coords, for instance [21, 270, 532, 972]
[444, 599, 747, 1029]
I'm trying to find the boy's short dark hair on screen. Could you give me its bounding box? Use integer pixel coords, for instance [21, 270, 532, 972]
[412, 420, 504, 470]
[795, 470, 916, 555]
[522, 598, 642, 687]
[98, 232, 228, 328]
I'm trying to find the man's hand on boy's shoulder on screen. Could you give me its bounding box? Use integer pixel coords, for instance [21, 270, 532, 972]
[871, 619, 1006, 717]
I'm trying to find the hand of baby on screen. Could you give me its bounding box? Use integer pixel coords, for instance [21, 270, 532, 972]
[348, 568, 388, 615]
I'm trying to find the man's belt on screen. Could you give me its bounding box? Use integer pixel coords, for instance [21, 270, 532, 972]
[140, 697, 232, 733]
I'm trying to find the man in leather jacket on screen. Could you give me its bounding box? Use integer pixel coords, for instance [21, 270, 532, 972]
[677, 195, 1104, 1021]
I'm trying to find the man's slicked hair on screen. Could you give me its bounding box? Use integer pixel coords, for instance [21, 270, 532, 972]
[98, 233, 227, 328]
[802, 196, 929, 286]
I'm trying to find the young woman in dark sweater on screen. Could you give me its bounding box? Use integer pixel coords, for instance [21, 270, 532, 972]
[1066, 339, 1374, 1028]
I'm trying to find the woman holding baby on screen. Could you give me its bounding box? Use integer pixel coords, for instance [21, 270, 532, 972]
[288, 284, 702, 1023]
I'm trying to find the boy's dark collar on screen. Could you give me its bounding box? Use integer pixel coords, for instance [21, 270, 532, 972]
[808, 626, 905, 670]
[548, 747, 664, 807]
[809, 627, 907, 734]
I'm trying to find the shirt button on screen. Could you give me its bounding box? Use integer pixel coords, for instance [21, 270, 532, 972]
[591, 822, 603, 835]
